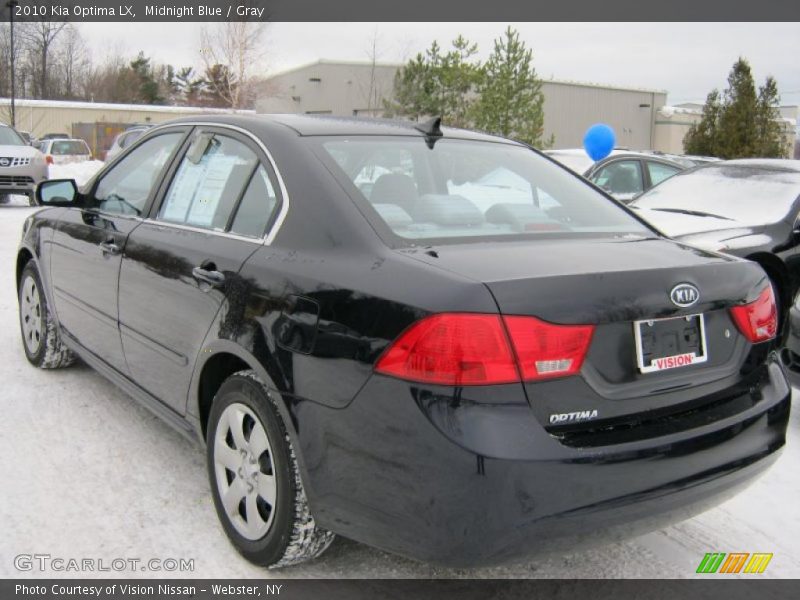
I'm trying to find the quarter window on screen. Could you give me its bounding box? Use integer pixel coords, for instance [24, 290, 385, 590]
[158, 133, 258, 230]
[229, 165, 278, 238]
[647, 161, 681, 186]
[93, 133, 183, 216]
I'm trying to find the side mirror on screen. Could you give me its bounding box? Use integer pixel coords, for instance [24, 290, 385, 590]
[36, 179, 80, 207]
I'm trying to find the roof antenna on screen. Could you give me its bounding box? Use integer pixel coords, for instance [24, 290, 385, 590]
[414, 117, 443, 148]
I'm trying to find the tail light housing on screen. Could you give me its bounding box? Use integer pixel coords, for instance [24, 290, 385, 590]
[45, 155, 53, 165]
[729, 285, 777, 343]
[375, 313, 594, 386]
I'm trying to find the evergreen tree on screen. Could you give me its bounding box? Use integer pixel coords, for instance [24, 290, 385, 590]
[129, 52, 163, 104]
[683, 58, 785, 158]
[386, 36, 482, 126]
[684, 90, 722, 156]
[755, 76, 784, 157]
[470, 27, 551, 147]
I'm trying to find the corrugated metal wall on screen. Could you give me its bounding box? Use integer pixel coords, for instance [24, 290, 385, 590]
[542, 82, 667, 150]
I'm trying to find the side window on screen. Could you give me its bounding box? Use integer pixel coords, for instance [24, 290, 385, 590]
[592, 160, 644, 197]
[647, 161, 681, 186]
[93, 133, 183, 216]
[158, 133, 258, 230]
[229, 165, 279, 238]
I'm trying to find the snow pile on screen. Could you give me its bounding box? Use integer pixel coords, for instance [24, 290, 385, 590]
[658, 106, 702, 118]
[49, 160, 104, 185]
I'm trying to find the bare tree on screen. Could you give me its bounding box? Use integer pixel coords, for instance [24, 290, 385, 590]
[359, 26, 383, 114]
[56, 24, 89, 99]
[20, 20, 67, 98]
[199, 18, 268, 109]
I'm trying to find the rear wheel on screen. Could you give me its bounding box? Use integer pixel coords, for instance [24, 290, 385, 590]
[206, 370, 334, 567]
[18, 262, 76, 369]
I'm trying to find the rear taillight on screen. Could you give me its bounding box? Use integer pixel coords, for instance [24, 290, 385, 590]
[375, 313, 594, 386]
[504, 316, 594, 380]
[729, 285, 778, 343]
[45, 155, 53, 165]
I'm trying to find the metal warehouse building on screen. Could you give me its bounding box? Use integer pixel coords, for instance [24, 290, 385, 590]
[255, 60, 668, 151]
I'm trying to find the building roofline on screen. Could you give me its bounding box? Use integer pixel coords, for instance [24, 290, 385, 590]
[0, 98, 255, 115]
[264, 58, 668, 95]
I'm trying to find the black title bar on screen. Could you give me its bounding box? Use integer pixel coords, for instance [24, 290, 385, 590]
[1, 0, 799, 22]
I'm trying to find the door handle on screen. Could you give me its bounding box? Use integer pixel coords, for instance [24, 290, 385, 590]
[99, 240, 120, 255]
[192, 266, 226, 288]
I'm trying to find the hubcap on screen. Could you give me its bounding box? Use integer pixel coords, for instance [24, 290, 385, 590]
[214, 402, 277, 540]
[20, 275, 43, 355]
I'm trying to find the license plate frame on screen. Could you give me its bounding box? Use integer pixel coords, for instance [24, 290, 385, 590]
[633, 313, 708, 374]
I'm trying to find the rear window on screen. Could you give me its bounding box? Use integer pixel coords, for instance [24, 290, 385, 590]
[50, 140, 90, 155]
[317, 137, 650, 242]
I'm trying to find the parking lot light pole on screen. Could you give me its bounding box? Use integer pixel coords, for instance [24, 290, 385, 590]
[6, 0, 19, 128]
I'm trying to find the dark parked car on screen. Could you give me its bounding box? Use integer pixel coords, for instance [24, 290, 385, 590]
[546, 149, 688, 202]
[630, 159, 800, 330]
[17, 116, 789, 568]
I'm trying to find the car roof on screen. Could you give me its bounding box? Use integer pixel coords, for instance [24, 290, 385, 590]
[711, 158, 800, 172]
[154, 113, 517, 144]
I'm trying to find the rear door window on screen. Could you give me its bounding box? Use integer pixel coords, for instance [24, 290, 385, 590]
[591, 160, 644, 197]
[158, 133, 258, 230]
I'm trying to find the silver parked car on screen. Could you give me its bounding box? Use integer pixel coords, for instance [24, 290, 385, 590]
[105, 126, 151, 162]
[0, 124, 49, 205]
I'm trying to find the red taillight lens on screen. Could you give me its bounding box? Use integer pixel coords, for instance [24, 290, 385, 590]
[375, 314, 518, 385]
[45, 155, 53, 165]
[375, 313, 595, 386]
[504, 316, 595, 380]
[729, 286, 778, 343]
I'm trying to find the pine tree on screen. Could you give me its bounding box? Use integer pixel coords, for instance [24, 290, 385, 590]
[684, 90, 722, 156]
[386, 37, 482, 126]
[470, 27, 551, 147]
[755, 76, 784, 157]
[683, 58, 785, 159]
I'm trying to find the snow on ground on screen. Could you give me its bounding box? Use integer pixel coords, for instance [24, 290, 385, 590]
[48, 159, 105, 185]
[0, 205, 798, 578]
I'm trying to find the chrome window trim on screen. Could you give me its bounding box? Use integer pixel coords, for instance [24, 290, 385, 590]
[139, 218, 265, 245]
[146, 120, 289, 246]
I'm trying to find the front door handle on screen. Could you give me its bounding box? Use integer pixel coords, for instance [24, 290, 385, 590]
[99, 240, 120, 255]
[192, 266, 226, 288]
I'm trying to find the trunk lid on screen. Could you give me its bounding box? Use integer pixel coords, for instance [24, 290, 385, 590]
[399, 235, 771, 433]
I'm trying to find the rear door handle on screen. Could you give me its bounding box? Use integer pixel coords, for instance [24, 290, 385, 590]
[192, 266, 226, 288]
[99, 240, 120, 255]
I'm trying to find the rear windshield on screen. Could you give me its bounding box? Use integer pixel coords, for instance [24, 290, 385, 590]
[316, 137, 650, 243]
[632, 163, 800, 225]
[0, 127, 25, 146]
[50, 140, 90, 155]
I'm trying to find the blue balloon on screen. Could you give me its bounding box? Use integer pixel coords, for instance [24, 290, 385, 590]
[583, 124, 616, 161]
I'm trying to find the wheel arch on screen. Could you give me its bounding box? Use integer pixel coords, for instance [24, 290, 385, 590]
[16, 247, 35, 291]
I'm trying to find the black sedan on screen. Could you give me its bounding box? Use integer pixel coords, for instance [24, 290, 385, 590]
[630, 159, 800, 329]
[17, 115, 789, 568]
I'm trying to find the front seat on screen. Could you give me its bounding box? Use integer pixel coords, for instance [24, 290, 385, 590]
[369, 173, 418, 214]
[607, 167, 639, 195]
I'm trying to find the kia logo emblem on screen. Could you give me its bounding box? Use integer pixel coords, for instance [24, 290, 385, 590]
[670, 283, 699, 308]
[0, 158, 9, 167]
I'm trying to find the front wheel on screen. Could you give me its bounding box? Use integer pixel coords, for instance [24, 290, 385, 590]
[206, 370, 334, 567]
[18, 262, 76, 369]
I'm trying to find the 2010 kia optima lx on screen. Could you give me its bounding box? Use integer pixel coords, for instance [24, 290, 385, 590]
[17, 115, 790, 568]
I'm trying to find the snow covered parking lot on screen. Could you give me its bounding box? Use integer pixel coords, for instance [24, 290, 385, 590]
[0, 204, 798, 579]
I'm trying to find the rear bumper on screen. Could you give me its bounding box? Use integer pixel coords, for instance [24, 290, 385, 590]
[293, 357, 790, 567]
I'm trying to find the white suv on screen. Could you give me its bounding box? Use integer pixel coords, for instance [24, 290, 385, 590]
[0, 124, 48, 205]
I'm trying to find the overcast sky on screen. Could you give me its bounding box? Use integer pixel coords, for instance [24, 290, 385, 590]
[78, 22, 800, 106]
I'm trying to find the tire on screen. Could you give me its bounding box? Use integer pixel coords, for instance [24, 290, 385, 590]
[206, 370, 334, 567]
[18, 261, 76, 369]
[0, 194, 10, 205]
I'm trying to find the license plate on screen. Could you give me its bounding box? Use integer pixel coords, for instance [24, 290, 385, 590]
[634, 314, 708, 374]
